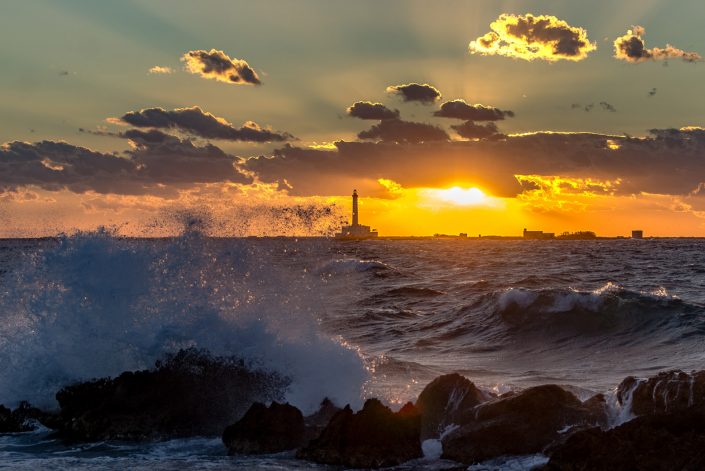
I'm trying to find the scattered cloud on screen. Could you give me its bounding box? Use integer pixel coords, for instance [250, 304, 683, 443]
[434, 99, 514, 121]
[386, 83, 441, 104]
[357, 119, 449, 143]
[148, 65, 174, 74]
[469, 13, 596, 62]
[614, 26, 702, 63]
[347, 101, 399, 120]
[599, 101, 616, 112]
[119, 106, 293, 142]
[181, 49, 261, 84]
[572, 102, 617, 112]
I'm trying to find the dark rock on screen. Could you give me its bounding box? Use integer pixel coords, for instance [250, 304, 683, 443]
[544, 406, 705, 470]
[616, 370, 705, 417]
[297, 398, 422, 468]
[223, 401, 305, 454]
[415, 373, 491, 440]
[303, 397, 341, 442]
[54, 348, 289, 441]
[442, 385, 605, 464]
[0, 401, 59, 433]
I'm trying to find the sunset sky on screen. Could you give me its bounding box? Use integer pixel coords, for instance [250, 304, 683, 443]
[2, 0, 705, 236]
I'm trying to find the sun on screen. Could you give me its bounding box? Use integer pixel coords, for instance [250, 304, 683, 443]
[424, 186, 488, 206]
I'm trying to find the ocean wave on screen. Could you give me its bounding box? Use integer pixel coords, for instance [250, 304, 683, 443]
[487, 282, 702, 337]
[317, 258, 391, 275]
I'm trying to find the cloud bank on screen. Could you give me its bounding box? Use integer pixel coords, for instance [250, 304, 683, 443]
[469, 13, 596, 62]
[0, 133, 251, 197]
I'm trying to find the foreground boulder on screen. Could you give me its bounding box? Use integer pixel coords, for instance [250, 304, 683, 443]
[415, 373, 491, 440]
[617, 370, 705, 417]
[55, 348, 289, 441]
[297, 398, 422, 468]
[223, 401, 305, 454]
[442, 385, 606, 464]
[544, 406, 705, 470]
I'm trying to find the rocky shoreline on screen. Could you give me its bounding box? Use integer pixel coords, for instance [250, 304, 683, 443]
[2, 350, 704, 469]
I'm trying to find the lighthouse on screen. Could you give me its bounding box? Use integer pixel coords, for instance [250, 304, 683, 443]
[335, 189, 378, 239]
[352, 189, 359, 226]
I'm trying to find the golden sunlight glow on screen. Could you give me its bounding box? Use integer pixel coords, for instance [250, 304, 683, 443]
[423, 186, 488, 206]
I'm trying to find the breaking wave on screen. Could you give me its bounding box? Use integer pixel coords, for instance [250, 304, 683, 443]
[0, 226, 368, 413]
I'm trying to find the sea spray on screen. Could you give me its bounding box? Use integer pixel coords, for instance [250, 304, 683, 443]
[0, 225, 367, 413]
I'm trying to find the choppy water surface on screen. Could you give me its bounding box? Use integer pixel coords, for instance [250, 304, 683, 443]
[1, 234, 704, 469]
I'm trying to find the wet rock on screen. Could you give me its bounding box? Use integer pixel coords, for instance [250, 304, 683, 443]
[616, 370, 705, 417]
[303, 397, 341, 442]
[543, 406, 705, 470]
[223, 401, 305, 454]
[297, 398, 422, 468]
[442, 385, 605, 464]
[415, 373, 491, 440]
[54, 348, 289, 441]
[0, 402, 59, 433]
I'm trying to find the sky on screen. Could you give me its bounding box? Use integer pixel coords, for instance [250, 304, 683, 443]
[2, 0, 705, 236]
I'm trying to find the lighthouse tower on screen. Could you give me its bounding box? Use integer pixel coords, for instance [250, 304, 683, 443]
[352, 189, 359, 226]
[335, 189, 378, 239]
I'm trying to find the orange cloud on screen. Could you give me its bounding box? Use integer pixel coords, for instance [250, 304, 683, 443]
[148, 66, 173, 74]
[469, 14, 596, 62]
[181, 49, 261, 85]
[613, 26, 702, 63]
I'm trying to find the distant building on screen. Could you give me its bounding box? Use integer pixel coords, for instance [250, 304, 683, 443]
[523, 228, 555, 239]
[335, 190, 378, 239]
[632, 230, 644, 239]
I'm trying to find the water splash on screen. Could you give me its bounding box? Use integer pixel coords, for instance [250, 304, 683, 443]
[0, 224, 367, 413]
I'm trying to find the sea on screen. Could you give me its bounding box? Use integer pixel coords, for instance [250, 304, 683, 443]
[1, 229, 704, 470]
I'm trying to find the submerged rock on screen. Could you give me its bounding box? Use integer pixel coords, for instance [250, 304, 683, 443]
[415, 373, 491, 440]
[54, 348, 289, 441]
[617, 370, 705, 417]
[544, 406, 705, 470]
[442, 385, 605, 464]
[223, 401, 305, 454]
[297, 398, 422, 468]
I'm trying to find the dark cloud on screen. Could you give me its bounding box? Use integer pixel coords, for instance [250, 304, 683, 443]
[181, 49, 261, 84]
[119, 107, 292, 142]
[614, 26, 702, 63]
[648, 88, 657, 97]
[469, 14, 596, 62]
[357, 118, 449, 143]
[450, 121, 503, 140]
[346, 102, 399, 120]
[244, 127, 705, 199]
[58, 71, 70, 77]
[434, 99, 514, 121]
[0, 133, 252, 196]
[386, 83, 441, 104]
